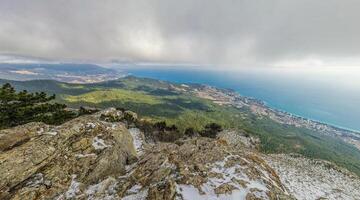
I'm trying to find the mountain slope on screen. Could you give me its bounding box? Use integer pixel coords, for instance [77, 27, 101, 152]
[1, 76, 360, 177]
[0, 108, 292, 199]
[1, 108, 359, 200]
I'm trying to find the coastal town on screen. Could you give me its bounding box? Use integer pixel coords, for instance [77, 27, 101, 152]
[186, 84, 360, 151]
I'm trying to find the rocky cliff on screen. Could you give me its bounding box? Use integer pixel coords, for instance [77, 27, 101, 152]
[0, 108, 359, 200]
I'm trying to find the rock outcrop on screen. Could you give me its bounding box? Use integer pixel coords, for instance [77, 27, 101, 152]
[118, 134, 293, 200]
[1, 108, 358, 200]
[0, 109, 137, 200]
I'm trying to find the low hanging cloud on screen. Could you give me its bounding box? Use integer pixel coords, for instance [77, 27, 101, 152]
[1, 0, 360, 68]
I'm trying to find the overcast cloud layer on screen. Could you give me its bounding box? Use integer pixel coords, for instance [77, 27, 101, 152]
[0, 0, 360, 68]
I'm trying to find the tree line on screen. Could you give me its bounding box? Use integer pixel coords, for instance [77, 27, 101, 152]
[0, 83, 223, 141]
[0, 83, 78, 129]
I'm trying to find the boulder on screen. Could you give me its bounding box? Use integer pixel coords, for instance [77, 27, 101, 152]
[120, 136, 294, 200]
[0, 108, 137, 200]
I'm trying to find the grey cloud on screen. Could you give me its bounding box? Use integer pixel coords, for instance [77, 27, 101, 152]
[0, 0, 360, 67]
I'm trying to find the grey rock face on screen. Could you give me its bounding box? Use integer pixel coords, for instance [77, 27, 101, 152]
[0, 108, 137, 200]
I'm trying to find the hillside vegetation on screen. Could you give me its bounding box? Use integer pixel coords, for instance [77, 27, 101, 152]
[1, 76, 360, 176]
[0, 83, 76, 129]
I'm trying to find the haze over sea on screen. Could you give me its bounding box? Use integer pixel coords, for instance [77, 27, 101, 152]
[125, 66, 360, 132]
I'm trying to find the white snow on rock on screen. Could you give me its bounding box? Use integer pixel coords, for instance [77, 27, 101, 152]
[75, 153, 97, 158]
[44, 131, 58, 136]
[64, 175, 82, 199]
[266, 154, 360, 200]
[127, 184, 142, 194]
[85, 177, 118, 200]
[92, 136, 110, 150]
[59, 176, 118, 200]
[177, 184, 245, 200]
[25, 173, 44, 187]
[177, 155, 271, 200]
[86, 122, 96, 129]
[128, 128, 144, 155]
[122, 188, 148, 200]
[36, 128, 44, 134]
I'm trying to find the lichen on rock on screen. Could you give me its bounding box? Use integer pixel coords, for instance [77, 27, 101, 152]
[0, 108, 137, 200]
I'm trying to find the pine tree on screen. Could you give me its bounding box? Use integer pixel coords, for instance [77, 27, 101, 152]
[0, 83, 76, 129]
[200, 123, 223, 138]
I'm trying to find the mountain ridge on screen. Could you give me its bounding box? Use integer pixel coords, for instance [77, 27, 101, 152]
[0, 63, 122, 83]
[1, 108, 359, 200]
[1, 76, 360, 177]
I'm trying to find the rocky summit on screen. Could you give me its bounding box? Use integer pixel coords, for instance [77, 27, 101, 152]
[0, 108, 359, 200]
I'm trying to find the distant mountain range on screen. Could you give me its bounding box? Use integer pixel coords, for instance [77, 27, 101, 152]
[0, 62, 123, 83]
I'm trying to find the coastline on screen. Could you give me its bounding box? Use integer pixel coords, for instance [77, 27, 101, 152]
[126, 70, 360, 135]
[184, 82, 360, 150]
[262, 100, 360, 134]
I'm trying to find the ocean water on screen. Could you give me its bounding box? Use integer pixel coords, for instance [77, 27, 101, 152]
[124, 67, 360, 132]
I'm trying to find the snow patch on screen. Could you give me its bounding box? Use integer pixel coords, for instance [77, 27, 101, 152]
[65, 175, 82, 199]
[177, 184, 249, 200]
[177, 155, 270, 200]
[266, 155, 360, 200]
[26, 173, 44, 187]
[122, 188, 148, 200]
[44, 131, 58, 136]
[75, 153, 97, 158]
[128, 128, 144, 155]
[92, 136, 110, 150]
[127, 184, 142, 194]
[36, 128, 44, 134]
[86, 122, 96, 129]
[85, 178, 118, 200]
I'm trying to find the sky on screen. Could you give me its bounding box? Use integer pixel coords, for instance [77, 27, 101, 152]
[1, 0, 360, 68]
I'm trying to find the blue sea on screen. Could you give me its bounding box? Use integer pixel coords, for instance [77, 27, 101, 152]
[124, 67, 360, 132]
